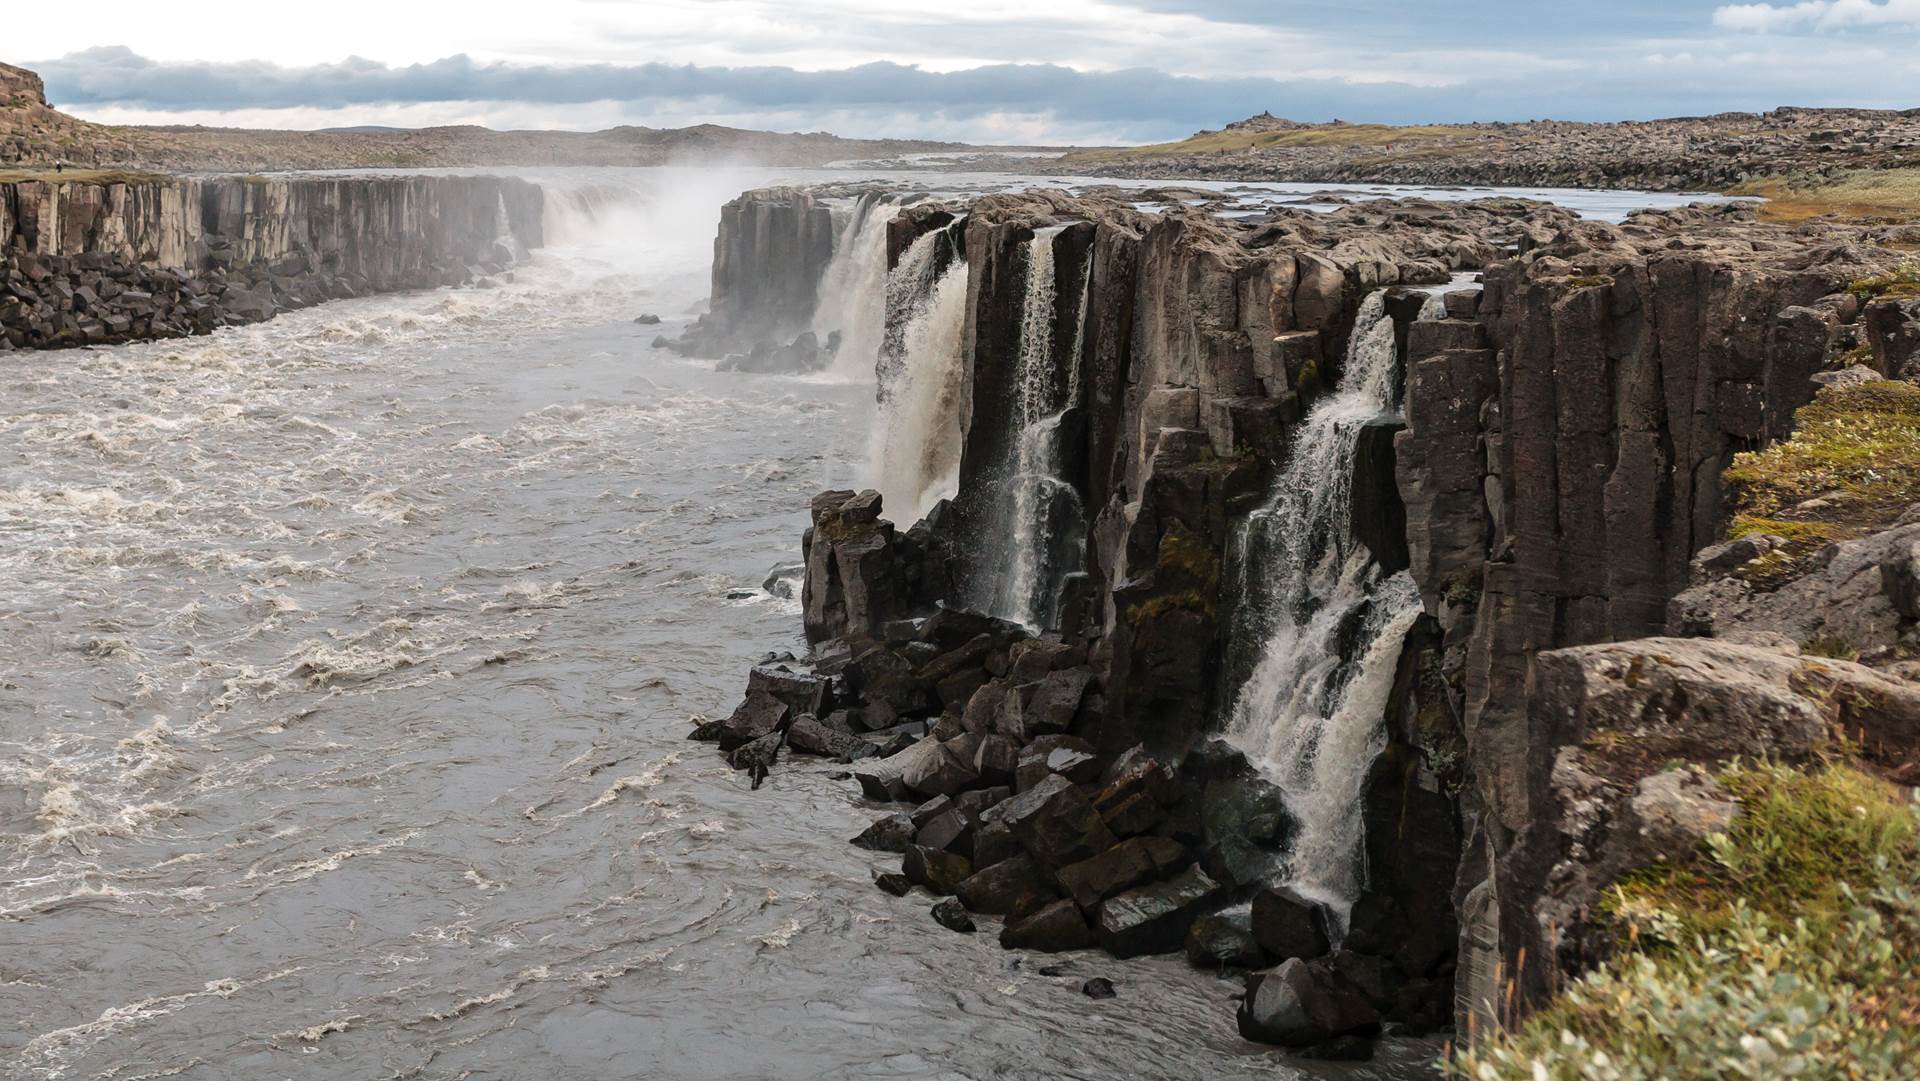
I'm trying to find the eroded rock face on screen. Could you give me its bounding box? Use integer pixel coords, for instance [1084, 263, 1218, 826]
[657, 188, 833, 359]
[696, 186, 1914, 1052]
[0, 175, 543, 348]
[1389, 205, 1902, 1027]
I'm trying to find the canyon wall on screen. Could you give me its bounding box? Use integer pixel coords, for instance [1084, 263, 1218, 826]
[698, 185, 1911, 1056]
[0, 174, 544, 348]
[1393, 209, 1889, 1024]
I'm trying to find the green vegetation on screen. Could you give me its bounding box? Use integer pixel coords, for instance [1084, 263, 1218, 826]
[1723, 380, 1920, 586]
[1733, 168, 1920, 222]
[1060, 123, 1476, 164]
[1850, 258, 1920, 303]
[1450, 762, 1920, 1080]
[0, 167, 168, 186]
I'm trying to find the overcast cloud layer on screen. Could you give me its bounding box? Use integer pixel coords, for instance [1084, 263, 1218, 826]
[12, 0, 1920, 143]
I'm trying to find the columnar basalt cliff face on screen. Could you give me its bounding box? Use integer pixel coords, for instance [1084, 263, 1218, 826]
[1391, 207, 1896, 1026]
[0, 174, 543, 348]
[667, 187, 834, 361]
[698, 187, 1915, 1060]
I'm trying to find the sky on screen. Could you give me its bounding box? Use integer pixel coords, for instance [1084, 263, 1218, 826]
[9, 1, 1920, 144]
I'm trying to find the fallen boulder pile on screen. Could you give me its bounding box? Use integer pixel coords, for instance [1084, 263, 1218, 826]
[691, 489, 1455, 1057]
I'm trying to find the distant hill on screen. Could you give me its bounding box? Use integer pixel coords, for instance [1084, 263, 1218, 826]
[0, 60, 1017, 173]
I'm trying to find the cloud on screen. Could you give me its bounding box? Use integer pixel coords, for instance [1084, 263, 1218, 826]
[24, 46, 1567, 141]
[24, 32, 1920, 145]
[1713, 0, 1920, 30]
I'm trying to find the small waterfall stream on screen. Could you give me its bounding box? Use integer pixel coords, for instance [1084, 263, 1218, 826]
[867, 222, 970, 523]
[1224, 289, 1437, 927]
[990, 226, 1091, 630]
[813, 194, 901, 379]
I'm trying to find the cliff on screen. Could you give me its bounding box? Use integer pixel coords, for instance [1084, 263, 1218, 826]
[692, 185, 1919, 1066]
[0, 174, 543, 348]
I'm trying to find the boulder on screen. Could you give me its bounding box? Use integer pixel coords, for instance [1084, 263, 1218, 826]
[1055, 836, 1189, 911]
[955, 853, 1057, 915]
[725, 731, 782, 786]
[709, 691, 789, 751]
[973, 733, 1020, 785]
[930, 897, 976, 933]
[853, 738, 945, 802]
[983, 773, 1119, 868]
[746, 664, 829, 715]
[1000, 898, 1097, 953]
[851, 813, 916, 853]
[1185, 905, 1268, 969]
[1236, 957, 1382, 1048]
[787, 713, 864, 759]
[1095, 866, 1223, 959]
[914, 803, 976, 856]
[901, 736, 981, 797]
[902, 845, 973, 895]
[1250, 885, 1333, 962]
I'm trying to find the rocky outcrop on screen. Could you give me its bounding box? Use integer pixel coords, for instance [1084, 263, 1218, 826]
[680, 188, 833, 359]
[1390, 204, 1902, 1028]
[700, 184, 1913, 1058]
[0, 174, 543, 348]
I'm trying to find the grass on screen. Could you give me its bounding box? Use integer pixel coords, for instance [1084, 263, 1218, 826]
[1449, 761, 1920, 1080]
[1722, 380, 1920, 586]
[1060, 123, 1476, 164]
[1850, 258, 1920, 304]
[1732, 167, 1920, 222]
[0, 167, 168, 186]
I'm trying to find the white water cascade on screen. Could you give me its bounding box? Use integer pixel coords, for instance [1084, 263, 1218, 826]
[1224, 289, 1433, 925]
[867, 223, 970, 523]
[814, 195, 902, 379]
[990, 226, 1091, 629]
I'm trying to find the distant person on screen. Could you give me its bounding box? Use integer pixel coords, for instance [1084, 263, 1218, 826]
[54, 159, 64, 173]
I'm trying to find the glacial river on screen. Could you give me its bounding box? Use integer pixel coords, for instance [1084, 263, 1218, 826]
[0, 167, 1719, 1080]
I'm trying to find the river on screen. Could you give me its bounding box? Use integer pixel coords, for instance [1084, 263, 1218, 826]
[0, 166, 1718, 1080]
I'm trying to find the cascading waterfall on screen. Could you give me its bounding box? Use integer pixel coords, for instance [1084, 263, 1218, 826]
[813, 195, 902, 379]
[867, 223, 970, 523]
[1223, 289, 1429, 927]
[990, 226, 1090, 630]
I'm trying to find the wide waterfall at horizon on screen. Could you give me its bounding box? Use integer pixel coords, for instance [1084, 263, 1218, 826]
[1223, 289, 1435, 926]
[987, 226, 1091, 630]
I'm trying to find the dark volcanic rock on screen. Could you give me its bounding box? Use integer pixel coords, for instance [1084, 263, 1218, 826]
[902, 845, 973, 895]
[930, 897, 976, 933]
[1185, 905, 1268, 969]
[1000, 898, 1097, 953]
[955, 853, 1057, 915]
[852, 813, 916, 854]
[1250, 885, 1333, 962]
[1095, 866, 1223, 959]
[983, 774, 1119, 868]
[1237, 957, 1382, 1048]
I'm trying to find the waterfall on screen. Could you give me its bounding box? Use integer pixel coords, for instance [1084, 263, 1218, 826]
[1223, 289, 1427, 927]
[813, 195, 902, 379]
[867, 224, 969, 523]
[990, 226, 1090, 630]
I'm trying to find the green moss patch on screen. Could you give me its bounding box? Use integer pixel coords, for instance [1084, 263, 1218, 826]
[1723, 380, 1920, 587]
[1850, 258, 1920, 303]
[1450, 762, 1920, 1080]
